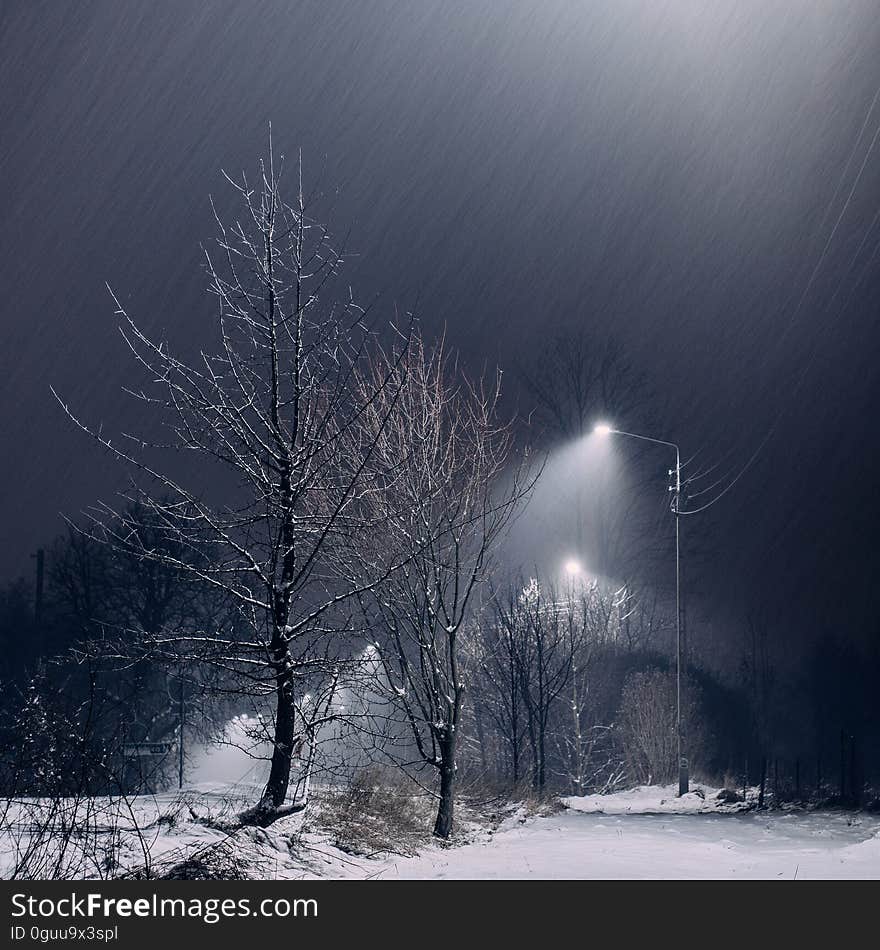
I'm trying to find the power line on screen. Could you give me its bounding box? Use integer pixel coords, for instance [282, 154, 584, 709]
[678, 83, 880, 515]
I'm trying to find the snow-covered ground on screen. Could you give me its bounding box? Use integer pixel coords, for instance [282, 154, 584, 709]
[562, 783, 753, 815]
[3, 783, 879, 880]
[374, 809, 880, 880]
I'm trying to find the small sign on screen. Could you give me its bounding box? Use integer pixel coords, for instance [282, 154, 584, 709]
[123, 742, 173, 757]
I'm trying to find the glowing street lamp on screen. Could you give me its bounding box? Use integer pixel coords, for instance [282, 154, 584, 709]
[594, 422, 688, 796]
[564, 558, 584, 577]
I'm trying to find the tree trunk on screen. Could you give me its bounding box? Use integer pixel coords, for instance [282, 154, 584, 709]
[538, 723, 546, 792]
[527, 717, 539, 790]
[473, 702, 488, 776]
[255, 671, 296, 822]
[433, 737, 457, 839]
[510, 664, 520, 786]
[572, 680, 583, 796]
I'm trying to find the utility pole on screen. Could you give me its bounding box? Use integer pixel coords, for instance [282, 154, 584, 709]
[673, 448, 688, 796]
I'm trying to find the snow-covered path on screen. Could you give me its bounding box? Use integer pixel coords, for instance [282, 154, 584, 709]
[372, 810, 880, 880]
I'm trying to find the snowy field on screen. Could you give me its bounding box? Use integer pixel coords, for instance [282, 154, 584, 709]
[2, 784, 879, 880]
[374, 808, 880, 880]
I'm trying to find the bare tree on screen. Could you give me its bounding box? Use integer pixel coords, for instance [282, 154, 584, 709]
[49, 528, 110, 638]
[494, 579, 578, 792]
[54, 142, 409, 825]
[50, 510, 232, 781]
[468, 603, 528, 786]
[519, 331, 652, 444]
[469, 575, 642, 794]
[355, 332, 534, 838]
[617, 667, 706, 786]
[548, 581, 632, 795]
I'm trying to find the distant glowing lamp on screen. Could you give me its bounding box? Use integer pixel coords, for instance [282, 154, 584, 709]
[563, 558, 583, 577]
[593, 422, 613, 436]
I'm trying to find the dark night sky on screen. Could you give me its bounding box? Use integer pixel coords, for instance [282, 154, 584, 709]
[1, 1, 879, 661]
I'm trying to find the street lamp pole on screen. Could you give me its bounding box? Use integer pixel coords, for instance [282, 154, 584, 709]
[674, 444, 687, 795]
[594, 424, 688, 795]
